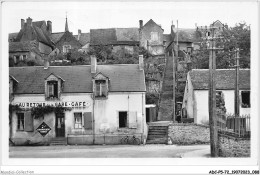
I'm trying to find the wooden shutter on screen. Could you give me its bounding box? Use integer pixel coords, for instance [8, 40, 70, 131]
[24, 111, 34, 132]
[129, 111, 137, 128]
[83, 112, 92, 130]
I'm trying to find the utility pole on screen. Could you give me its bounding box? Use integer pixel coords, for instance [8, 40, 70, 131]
[173, 20, 179, 122]
[196, 23, 223, 157]
[234, 48, 240, 135]
[172, 48, 175, 122]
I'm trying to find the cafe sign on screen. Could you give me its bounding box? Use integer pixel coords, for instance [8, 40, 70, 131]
[14, 101, 91, 109]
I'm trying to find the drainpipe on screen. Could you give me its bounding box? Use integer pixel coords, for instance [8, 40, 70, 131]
[92, 95, 95, 144]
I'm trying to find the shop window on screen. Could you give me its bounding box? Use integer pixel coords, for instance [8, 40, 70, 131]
[63, 45, 71, 53]
[95, 80, 107, 98]
[74, 113, 82, 129]
[151, 32, 159, 41]
[241, 91, 250, 108]
[119, 111, 127, 128]
[47, 81, 58, 99]
[17, 113, 24, 131]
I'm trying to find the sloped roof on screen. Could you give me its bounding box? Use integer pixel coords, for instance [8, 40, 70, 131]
[73, 33, 90, 46]
[9, 41, 30, 52]
[15, 21, 53, 47]
[9, 33, 18, 42]
[175, 28, 197, 42]
[9, 64, 146, 94]
[189, 69, 250, 90]
[51, 32, 65, 44]
[143, 19, 164, 31]
[90, 28, 139, 46]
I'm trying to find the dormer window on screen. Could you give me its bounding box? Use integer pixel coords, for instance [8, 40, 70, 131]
[47, 81, 58, 98]
[45, 73, 64, 100]
[95, 80, 107, 97]
[93, 72, 109, 99]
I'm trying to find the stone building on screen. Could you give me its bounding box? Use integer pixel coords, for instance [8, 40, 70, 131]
[9, 56, 147, 145]
[9, 17, 54, 65]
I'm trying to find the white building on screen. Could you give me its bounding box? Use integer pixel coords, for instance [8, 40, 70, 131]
[182, 69, 250, 124]
[9, 56, 147, 145]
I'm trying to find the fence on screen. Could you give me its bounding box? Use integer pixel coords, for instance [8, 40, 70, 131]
[217, 114, 250, 138]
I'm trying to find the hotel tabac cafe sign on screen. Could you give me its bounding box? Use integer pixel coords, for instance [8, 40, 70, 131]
[14, 101, 91, 109]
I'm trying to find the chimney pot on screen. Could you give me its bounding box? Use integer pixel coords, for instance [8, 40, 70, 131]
[47, 21, 52, 34]
[78, 29, 82, 41]
[21, 19, 25, 29]
[26, 17, 32, 26]
[139, 20, 143, 29]
[44, 59, 49, 69]
[139, 55, 144, 70]
[91, 55, 97, 74]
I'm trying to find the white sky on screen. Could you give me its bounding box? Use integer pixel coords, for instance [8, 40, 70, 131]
[2, 1, 257, 35]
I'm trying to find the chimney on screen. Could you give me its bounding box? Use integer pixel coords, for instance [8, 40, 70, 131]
[44, 58, 49, 69]
[91, 55, 97, 74]
[139, 55, 144, 70]
[47, 21, 52, 34]
[21, 19, 25, 29]
[139, 20, 143, 29]
[26, 17, 32, 26]
[78, 29, 81, 41]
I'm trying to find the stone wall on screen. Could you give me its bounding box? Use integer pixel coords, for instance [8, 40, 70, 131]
[218, 131, 250, 157]
[168, 123, 210, 145]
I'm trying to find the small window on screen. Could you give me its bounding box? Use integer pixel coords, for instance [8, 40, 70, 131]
[95, 80, 107, 98]
[74, 113, 82, 129]
[17, 113, 24, 131]
[47, 81, 58, 98]
[63, 45, 71, 53]
[119, 111, 128, 128]
[13, 55, 19, 63]
[151, 32, 159, 41]
[22, 55, 27, 60]
[241, 91, 250, 108]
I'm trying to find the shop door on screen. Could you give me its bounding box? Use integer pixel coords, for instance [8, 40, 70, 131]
[55, 113, 65, 137]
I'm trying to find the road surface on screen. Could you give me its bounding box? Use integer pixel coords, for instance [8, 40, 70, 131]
[9, 144, 210, 158]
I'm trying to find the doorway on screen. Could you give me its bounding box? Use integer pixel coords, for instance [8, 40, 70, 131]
[55, 113, 65, 137]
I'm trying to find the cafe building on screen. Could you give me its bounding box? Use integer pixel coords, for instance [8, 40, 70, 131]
[9, 56, 147, 145]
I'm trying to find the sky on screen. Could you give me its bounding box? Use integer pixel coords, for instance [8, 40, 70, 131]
[2, 1, 257, 35]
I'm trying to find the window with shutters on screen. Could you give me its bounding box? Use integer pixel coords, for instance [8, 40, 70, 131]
[17, 113, 25, 131]
[47, 81, 58, 99]
[74, 112, 83, 129]
[119, 111, 128, 128]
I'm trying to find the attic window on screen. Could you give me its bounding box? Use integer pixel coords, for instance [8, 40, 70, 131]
[95, 80, 107, 98]
[241, 91, 250, 108]
[47, 81, 58, 99]
[63, 45, 71, 53]
[151, 32, 159, 41]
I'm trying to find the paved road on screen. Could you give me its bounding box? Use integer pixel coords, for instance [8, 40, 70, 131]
[9, 144, 210, 158]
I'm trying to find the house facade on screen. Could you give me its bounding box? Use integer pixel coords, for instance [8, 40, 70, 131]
[182, 69, 250, 124]
[139, 19, 165, 56]
[9, 56, 147, 145]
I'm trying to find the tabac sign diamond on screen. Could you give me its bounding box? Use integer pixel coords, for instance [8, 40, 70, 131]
[36, 122, 51, 137]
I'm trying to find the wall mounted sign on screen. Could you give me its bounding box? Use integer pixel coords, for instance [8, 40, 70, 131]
[14, 101, 91, 109]
[36, 122, 51, 137]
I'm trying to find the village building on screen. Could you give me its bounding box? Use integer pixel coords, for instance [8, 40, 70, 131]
[9, 17, 54, 65]
[182, 69, 250, 124]
[89, 27, 140, 55]
[139, 19, 165, 58]
[9, 56, 147, 145]
[50, 16, 82, 56]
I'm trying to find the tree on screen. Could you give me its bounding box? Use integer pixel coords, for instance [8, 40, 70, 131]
[191, 22, 250, 69]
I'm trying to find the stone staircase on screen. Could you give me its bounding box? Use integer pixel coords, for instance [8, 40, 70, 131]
[50, 137, 67, 146]
[157, 54, 174, 121]
[146, 122, 170, 144]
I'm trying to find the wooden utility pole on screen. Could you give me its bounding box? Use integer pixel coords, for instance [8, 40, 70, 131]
[234, 48, 240, 135]
[196, 23, 224, 157]
[172, 49, 176, 122]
